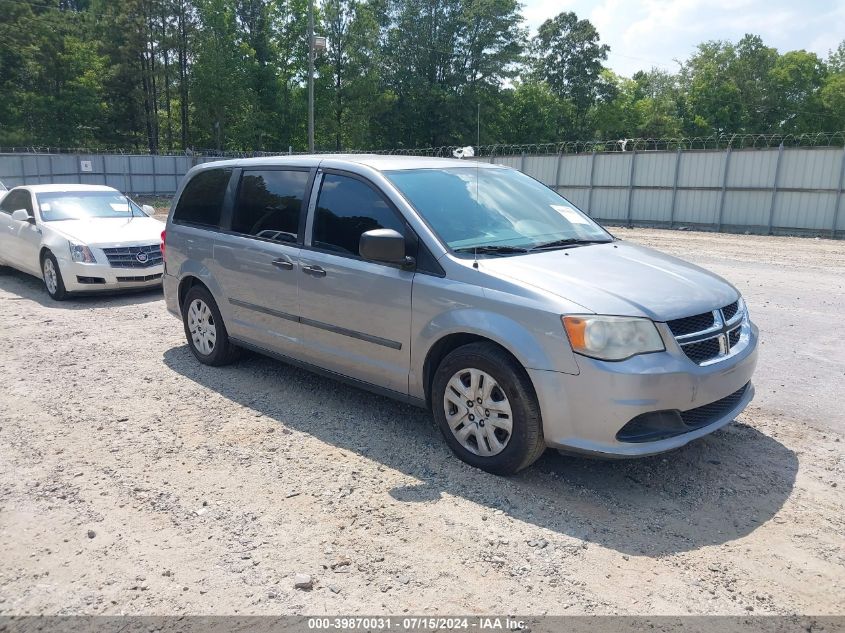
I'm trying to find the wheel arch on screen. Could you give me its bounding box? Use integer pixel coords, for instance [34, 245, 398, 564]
[178, 275, 208, 312]
[422, 332, 532, 409]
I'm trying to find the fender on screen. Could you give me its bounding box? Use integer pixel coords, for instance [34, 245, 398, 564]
[172, 256, 229, 320]
[409, 306, 580, 401]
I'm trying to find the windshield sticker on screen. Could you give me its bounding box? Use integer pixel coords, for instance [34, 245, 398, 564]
[551, 204, 590, 225]
[40, 203, 51, 211]
[110, 203, 129, 212]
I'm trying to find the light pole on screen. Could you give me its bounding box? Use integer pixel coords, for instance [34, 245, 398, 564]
[307, 0, 315, 153]
[307, 0, 326, 153]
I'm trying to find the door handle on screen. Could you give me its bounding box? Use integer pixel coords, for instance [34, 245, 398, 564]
[302, 265, 326, 277]
[271, 258, 294, 270]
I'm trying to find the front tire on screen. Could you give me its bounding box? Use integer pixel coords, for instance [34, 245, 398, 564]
[432, 342, 545, 475]
[41, 251, 67, 301]
[182, 285, 240, 366]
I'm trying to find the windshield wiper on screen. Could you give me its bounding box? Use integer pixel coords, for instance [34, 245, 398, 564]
[530, 238, 611, 251]
[454, 244, 530, 256]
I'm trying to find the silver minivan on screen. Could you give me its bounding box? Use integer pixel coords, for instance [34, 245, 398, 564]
[162, 155, 758, 474]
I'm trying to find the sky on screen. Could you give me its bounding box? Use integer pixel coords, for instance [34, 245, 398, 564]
[521, 0, 845, 77]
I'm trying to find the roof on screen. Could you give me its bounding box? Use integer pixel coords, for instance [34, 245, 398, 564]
[18, 184, 119, 194]
[195, 154, 504, 172]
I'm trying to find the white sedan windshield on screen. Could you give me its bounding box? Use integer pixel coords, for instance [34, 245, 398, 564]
[37, 191, 144, 222]
[386, 166, 611, 252]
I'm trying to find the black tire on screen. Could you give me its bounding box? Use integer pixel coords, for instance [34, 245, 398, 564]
[182, 285, 240, 366]
[431, 342, 545, 475]
[41, 251, 68, 301]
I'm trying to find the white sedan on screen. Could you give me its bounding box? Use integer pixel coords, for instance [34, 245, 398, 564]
[0, 184, 165, 300]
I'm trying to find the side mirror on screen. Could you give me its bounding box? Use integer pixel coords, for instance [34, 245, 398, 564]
[11, 209, 34, 224]
[142, 204, 155, 217]
[359, 228, 410, 265]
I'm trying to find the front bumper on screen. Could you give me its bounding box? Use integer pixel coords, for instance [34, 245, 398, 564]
[531, 320, 759, 457]
[58, 259, 164, 293]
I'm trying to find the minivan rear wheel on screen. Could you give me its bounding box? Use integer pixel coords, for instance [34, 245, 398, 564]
[182, 285, 240, 366]
[432, 342, 545, 475]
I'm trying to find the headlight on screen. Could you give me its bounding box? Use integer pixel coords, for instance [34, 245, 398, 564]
[69, 243, 96, 263]
[562, 315, 665, 361]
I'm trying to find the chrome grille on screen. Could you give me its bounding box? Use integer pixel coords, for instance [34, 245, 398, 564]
[101, 244, 162, 268]
[668, 300, 745, 365]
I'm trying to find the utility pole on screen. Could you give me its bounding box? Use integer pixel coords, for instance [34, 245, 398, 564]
[477, 103, 480, 147]
[307, 0, 315, 153]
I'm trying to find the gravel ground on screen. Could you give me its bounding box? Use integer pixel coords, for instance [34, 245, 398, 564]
[0, 228, 842, 616]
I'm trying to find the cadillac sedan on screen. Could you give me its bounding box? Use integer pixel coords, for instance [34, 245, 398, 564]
[0, 184, 164, 300]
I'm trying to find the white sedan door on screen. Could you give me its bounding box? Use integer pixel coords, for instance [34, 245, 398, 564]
[0, 189, 42, 275]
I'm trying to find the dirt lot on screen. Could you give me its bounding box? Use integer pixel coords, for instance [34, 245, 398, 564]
[0, 228, 842, 616]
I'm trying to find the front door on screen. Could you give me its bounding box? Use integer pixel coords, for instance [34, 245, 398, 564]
[0, 189, 41, 275]
[213, 168, 312, 355]
[297, 172, 414, 394]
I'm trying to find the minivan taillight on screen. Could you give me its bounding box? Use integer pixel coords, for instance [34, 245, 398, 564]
[160, 229, 166, 261]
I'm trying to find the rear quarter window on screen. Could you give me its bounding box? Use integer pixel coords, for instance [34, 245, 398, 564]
[172, 168, 232, 228]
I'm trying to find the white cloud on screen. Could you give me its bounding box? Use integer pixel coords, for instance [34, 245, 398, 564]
[520, 0, 843, 76]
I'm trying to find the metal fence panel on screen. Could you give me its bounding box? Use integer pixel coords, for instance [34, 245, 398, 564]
[727, 150, 778, 188]
[778, 148, 840, 189]
[594, 153, 632, 187]
[1, 146, 843, 236]
[557, 154, 592, 187]
[674, 190, 721, 226]
[774, 192, 836, 230]
[678, 150, 725, 187]
[591, 188, 628, 220]
[632, 189, 673, 223]
[633, 152, 676, 188]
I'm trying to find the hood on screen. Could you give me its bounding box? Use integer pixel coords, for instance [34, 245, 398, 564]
[46, 216, 164, 247]
[478, 241, 738, 321]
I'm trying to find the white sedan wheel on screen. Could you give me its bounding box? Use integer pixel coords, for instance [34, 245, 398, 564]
[42, 257, 59, 295]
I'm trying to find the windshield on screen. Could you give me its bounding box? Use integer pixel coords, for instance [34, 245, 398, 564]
[37, 191, 145, 222]
[385, 166, 611, 252]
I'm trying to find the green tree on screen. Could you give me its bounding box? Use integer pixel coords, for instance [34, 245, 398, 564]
[768, 50, 827, 133]
[191, 0, 247, 149]
[532, 11, 609, 136]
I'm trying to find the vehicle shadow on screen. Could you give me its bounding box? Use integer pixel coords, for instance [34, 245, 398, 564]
[0, 265, 162, 309]
[162, 345, 797, 556]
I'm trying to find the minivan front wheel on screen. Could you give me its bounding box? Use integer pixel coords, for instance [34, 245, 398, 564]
[432, 342, 545, 475]
[182, 285, 240, 366]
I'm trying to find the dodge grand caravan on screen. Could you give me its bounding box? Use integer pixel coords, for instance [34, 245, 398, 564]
[162, 155, 758, 474]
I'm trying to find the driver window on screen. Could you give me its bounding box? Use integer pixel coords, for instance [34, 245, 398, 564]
[0, 190, 33, 215]
[312, 174, 405, 256]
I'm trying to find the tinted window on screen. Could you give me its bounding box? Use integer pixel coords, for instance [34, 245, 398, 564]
[172, 168, 232, 228]
[0, 190, 33, 215]
[312, 174, 405, 256]
[231, 170, 309, 243]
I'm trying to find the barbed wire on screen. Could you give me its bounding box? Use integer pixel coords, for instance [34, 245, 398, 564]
[2, 131, 843, 158]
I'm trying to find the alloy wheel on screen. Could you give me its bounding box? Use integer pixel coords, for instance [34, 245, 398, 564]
[43, 258, 58, 295]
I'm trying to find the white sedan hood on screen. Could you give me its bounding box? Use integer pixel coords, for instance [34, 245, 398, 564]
[46, 216, 164, 247]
